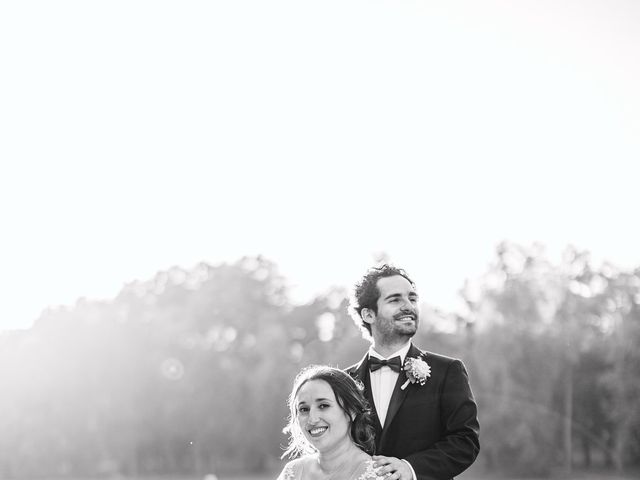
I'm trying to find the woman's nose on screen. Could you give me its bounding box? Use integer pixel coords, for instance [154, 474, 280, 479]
[308, 407, 320, 423]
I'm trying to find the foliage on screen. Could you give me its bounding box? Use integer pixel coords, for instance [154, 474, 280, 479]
[461, 242, 640, 475]
[0, 247, 639, 478]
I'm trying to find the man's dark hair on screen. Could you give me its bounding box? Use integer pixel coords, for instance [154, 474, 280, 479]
[348, 264, 415, 337]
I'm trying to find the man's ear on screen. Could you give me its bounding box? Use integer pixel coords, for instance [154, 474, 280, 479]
[361, 308, 375, 325]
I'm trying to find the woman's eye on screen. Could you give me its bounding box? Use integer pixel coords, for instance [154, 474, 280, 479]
[298, 406, 309, 414]
[319, 403, 330, 409]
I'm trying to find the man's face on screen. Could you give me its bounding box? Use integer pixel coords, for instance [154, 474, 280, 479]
[367, 275, 419, 342]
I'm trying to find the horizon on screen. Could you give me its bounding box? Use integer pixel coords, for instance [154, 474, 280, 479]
[3, 238, 638, 332]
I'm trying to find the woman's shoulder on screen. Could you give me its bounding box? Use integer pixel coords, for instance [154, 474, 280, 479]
[276, 458, 300, 480]
[354, 459, 385, 480]
[278, 454, 383, 480]
[276, 455, 316, 480]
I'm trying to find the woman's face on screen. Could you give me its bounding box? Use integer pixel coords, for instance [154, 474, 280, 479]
[295, 379, 352, 453]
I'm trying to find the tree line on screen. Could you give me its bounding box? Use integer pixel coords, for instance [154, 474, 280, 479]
[0, 244, 638, 478]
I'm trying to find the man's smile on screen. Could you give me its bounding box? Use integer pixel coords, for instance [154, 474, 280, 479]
[394, 314, 416, 322]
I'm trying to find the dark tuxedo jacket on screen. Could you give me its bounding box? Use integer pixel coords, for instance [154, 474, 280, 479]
[346, 344, 479, 480]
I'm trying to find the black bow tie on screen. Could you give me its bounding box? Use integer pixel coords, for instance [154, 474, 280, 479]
[368, 355, 402, 373]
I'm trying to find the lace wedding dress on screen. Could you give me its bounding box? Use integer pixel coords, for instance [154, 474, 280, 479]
[277, 457, 385, 480]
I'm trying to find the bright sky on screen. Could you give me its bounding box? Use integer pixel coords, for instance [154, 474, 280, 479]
[1, 1, 639, 331]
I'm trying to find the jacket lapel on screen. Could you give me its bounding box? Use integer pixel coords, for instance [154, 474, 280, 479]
[379, 344, 423, 445]
[381, 362, 409, 431]
[351, 354, 383, 432]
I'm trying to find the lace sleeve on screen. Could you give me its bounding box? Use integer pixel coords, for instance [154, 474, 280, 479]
[276, 461, 296, 480]
[357, 460, 386, 480]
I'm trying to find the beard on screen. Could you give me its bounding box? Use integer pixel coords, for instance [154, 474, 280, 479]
[377, 312, 418, 340]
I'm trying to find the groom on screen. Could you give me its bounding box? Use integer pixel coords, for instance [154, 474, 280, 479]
[347, 265, 479, 480]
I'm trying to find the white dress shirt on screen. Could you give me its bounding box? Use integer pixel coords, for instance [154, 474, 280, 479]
[368, 342, 417, 480]
[367, 342, 411, 427]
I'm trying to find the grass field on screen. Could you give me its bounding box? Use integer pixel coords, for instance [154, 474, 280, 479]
[221, 472, 639, 480]
[37, 469, 640, 480]
[220, 472, 638, 480]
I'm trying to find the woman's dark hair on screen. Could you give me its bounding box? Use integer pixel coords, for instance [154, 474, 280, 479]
[282, 365, 376, 458]
[348, 264, 415, 337]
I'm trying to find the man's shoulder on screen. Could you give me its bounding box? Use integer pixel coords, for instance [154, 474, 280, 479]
[344, 351, 368, 375]
[411, 347, 471, 385]
[413, 346, 462, 367]
[344, 360, 362, 376]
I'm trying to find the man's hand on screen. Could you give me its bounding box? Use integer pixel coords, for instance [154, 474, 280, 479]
[372, 455, 413, 480]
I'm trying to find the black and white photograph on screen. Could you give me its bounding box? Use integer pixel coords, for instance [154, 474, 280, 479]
[1, 1, 639, 480]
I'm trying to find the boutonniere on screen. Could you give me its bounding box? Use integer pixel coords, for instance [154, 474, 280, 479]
[401, 356, 431, 390]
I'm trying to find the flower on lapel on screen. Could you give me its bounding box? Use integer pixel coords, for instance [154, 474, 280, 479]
[401, 356, 431, 390]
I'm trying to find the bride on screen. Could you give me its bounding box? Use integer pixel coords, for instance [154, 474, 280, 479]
[277, 365, 385, 480]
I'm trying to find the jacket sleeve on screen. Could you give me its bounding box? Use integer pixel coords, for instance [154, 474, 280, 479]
[404, 359, 480, 480]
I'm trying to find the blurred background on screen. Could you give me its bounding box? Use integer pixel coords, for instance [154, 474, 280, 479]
[1, 248, 640, 479]
[1, 0, 639, 479]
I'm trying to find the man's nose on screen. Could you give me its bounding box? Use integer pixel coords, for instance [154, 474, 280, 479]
[400, 299, 415, 311]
